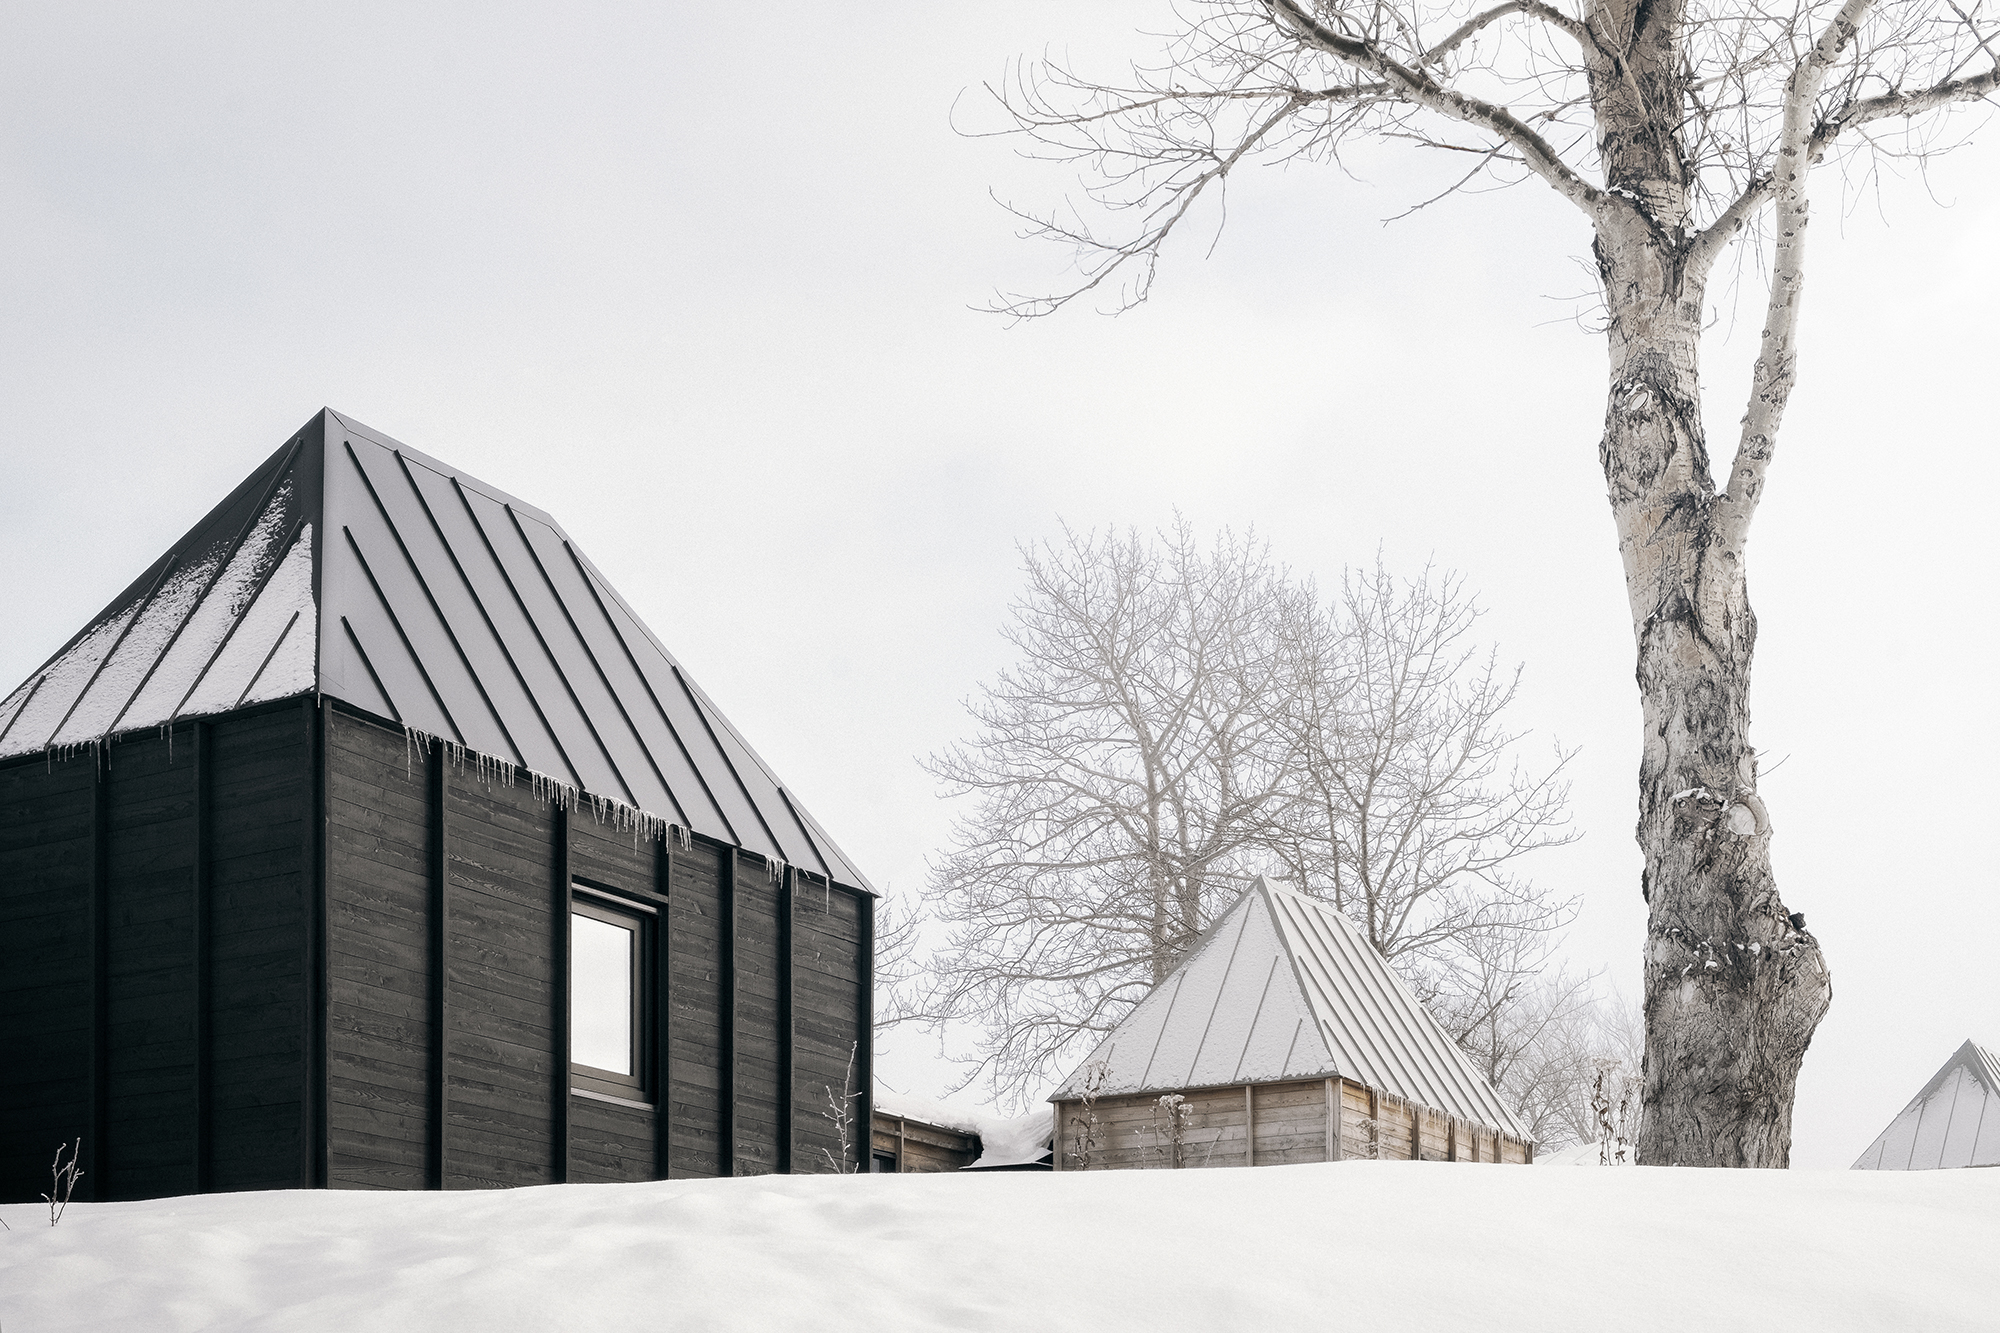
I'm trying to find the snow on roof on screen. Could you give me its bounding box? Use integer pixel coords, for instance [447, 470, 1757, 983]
[1851, 1038, 2000, 1170]
[1049, 877, 1529, 1140]
[0, 409, 871, 890]
[873, 1088, 1053, 1170]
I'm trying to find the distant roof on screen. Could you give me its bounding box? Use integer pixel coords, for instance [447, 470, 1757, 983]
[0, 408, 871, 889]
[1049, 878, 1529, 1139]
[1851, 1039, 2000, 1170]
[873, 1089, 1054, 1170]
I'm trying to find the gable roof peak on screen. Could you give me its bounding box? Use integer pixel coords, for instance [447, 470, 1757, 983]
[1051, 878, 1527, 1138]
[0, 410, 871, 890]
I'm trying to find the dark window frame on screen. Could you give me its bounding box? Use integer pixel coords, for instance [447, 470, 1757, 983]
[570, 886, 656, 1103]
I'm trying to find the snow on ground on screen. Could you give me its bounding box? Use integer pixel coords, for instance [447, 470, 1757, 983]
[1, 1163, 1993, 1332]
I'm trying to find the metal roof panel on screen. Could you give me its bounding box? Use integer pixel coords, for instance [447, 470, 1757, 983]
[1853, 1039, 2000, 1170]
[1051, 878, 1526, 1139]
[2, 409, 875, 892]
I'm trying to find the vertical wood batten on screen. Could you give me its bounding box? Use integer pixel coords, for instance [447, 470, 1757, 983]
[780, 864, 794, 1174]
[722, 849, 737, 1176]
[428, 739, 448, 1190]
[555, 804, 571, 1184]
[859, 891, 874, 1174]
[1325, 1078, 1343, 1162]
[653, 832, 672, 1180]
[309, 699, 328, 1190]
[88, 752, 110, 1200]
[193, 721, 211, 1194]
[1244, 1085, 1255, 1167]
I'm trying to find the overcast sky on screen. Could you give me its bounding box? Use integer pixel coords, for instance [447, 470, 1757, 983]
[4, 2, 1994, 1168]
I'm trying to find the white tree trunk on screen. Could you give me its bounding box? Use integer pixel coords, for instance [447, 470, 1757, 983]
[1595, 211, 1833, 1167]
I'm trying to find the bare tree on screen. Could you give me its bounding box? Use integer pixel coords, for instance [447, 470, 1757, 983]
[914, 522, 1296, 1097]
[1439, 945, 1643, 1146]
[980, 0, 1996, 1165]
[1267, 560, 1577, 976]
[914, 524, 1575, 1106]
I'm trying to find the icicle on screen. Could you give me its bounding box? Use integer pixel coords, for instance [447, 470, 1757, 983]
[765, 856, 786, 885]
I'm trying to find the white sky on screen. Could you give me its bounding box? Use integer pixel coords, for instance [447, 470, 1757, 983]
[3, 2, 1994, 1169]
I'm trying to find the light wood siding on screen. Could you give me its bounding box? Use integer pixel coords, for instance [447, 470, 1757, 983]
[870, 1113, 979, 1172]
[1056, 1077, 1533, 1171]
[1251, 1081, 1328, 1166]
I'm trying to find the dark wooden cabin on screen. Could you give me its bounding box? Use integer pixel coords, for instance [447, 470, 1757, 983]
[0, 409, 876, 1203]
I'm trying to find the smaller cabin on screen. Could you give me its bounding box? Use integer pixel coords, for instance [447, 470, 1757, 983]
[869, 1091, 1053, 1173]
[1050, 878, 1533, 1171]
[1852, 1039, 1999, 1171]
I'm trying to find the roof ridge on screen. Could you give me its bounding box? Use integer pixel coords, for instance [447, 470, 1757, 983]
[1, 411, 873, 892]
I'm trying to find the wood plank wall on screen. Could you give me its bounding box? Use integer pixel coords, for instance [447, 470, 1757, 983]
[1053, 1079, 1533, 1171]
[0, 702, 314, 1204]
[0, 701, 871, 1202]
[869, 1113, 980, 1173]
[0, 747, 96, 1202]
[322, 707, 872, 1191]
[791, 873, 867, 1174]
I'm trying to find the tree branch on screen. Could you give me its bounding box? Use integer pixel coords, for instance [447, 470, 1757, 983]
[1417, 0, 1591, 66]
[986, 89, 1356, 317]
[1713, 0, 1879, 554]
[1689, 62, 2000, 276]
[1260, 0, 1617, 221]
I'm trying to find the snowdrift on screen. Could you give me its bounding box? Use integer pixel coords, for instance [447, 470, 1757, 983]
[2, 1162, 1992, 1331]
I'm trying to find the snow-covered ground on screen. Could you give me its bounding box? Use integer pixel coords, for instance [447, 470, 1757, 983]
[2, 1163, 1992, 1331]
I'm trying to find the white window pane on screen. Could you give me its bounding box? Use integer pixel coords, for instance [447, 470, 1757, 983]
[572, 913, 634, 1075]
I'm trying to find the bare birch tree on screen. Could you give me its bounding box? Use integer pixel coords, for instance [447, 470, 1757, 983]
[979, 0, 1997, 1165]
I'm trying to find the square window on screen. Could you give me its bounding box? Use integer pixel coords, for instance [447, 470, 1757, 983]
[571, 890, 652, 1101]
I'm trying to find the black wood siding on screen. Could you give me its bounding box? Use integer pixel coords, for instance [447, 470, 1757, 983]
[0, 753, 94, 1202]
[667, 839, 728, 1178]
[2, 699, 871, 1201]
[442, 757, 562, 1190]
[793, 873, 867, 1173]
[0, 704, 312, 1204]
[205, 709, 313, 1191]
[324, 710, 436, 1189]
[568, 813, 661, 1183]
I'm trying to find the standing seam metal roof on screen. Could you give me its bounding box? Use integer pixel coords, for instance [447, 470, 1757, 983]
[1051, 878, 1528, 1139]
[1850, 1039, 2000, 1170]
[0, 408, 872, 891]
